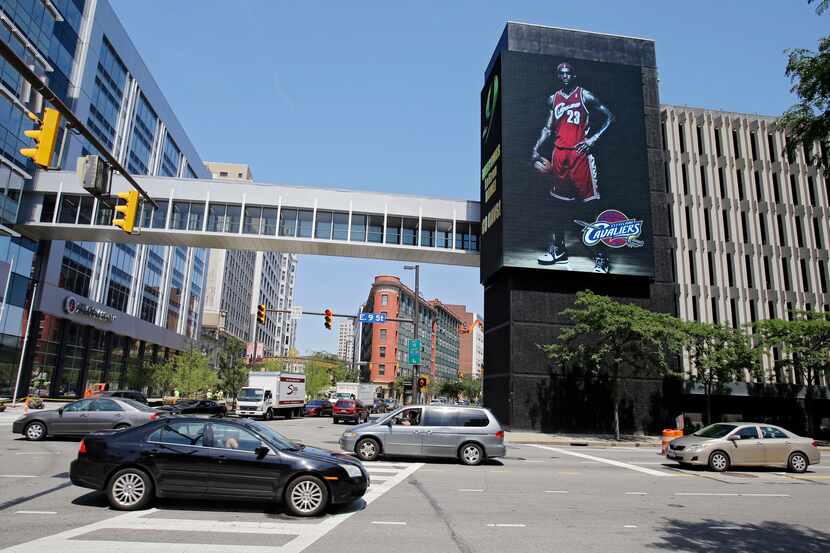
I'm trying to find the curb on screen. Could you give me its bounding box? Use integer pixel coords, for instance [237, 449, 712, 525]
[508, 439, 660, 449]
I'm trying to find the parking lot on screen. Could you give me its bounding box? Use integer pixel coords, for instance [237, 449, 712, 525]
[1, 414, 829, 552]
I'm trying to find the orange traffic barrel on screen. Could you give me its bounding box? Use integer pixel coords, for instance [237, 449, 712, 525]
[661, 429, 683, 455]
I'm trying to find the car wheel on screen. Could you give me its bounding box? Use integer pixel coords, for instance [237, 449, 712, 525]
[107, 468, 153, 511]
[24, 421, 46, 441]
[114, 423, 131, 431]
[356, 437, 381, 462]
[265, 408, 273, 421]
[459, 442, 484, 466]
[708, 450, 730, 472]
[788, 452, 809, 474]
[333, 418, 339, 424]
[285, 475, 328, 517]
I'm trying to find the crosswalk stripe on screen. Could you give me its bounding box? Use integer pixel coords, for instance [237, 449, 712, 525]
[0, 462, 424, 553]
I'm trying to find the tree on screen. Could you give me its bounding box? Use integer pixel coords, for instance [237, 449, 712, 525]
[754, 312, 830, 435]
[151, 360, 176, 398]
[460, 377, 482, 403]
[439, 379, 464, 401]
[776, 2, 830, 174]
[217, 337, 248, 410]
[681, 322, 759, 425]
[541, 291, 684, 440]
[170, 350, 217, 398]
[392, 374, 408, 404]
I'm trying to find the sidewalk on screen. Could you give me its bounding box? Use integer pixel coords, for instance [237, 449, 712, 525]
[505, 430, 661, 449]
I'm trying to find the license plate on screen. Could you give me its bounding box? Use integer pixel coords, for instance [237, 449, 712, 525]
[667, 452, 678, 459]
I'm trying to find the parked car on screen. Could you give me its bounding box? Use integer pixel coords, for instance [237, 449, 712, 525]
[158, 400, 226, 416]
[339, 405, 505, 465]
[100, 390, 148, 404]
[12, 398, 163, 441]
[70, 417, 368, 516]
[666, 422, 821, 473]
[304, 400, 333, 417]
[333, 399, 369, 424]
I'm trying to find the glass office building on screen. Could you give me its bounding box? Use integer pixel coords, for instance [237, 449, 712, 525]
[0, 0, 210, 399]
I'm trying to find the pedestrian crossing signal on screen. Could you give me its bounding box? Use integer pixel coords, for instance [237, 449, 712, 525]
[257, 304, 267, 325]
[324, 309, 333, 330]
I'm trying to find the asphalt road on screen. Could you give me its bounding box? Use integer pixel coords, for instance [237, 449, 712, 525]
[1, 413, 829, 552]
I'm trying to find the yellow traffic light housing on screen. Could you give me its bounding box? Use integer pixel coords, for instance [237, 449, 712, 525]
[112, 190, 139, 234]
[20, 108, 61, 168]
[257, 304, 267, 325]
[324, 308, 333, 330]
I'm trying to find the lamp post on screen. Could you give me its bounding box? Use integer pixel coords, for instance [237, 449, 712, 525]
[403, 264, 420, 404]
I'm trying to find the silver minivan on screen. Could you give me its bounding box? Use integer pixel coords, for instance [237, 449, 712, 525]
[338, 405, 506, 465]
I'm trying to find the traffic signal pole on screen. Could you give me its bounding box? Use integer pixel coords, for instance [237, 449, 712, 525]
[0, 38, 157, 208]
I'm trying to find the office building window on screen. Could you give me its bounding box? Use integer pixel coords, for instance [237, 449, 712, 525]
[790, 175, 799, 205]
[730, 299, 738, 329]
[819, 260, 828, 293]
[708, 252, 716, 285]
[815, 218, 824, 246]
[745, 255, 754, 288]
[704, 210, 711, 241]
[749, 300, 757, 323]
[379, 329, 387, 341]
[711, 298, 719, 324]
[718, 168, 726, 198]
[688, 251, 696, 285]
[768, 300, 776, 319]
[685, 206, 692, 236]
[772, 173, 780, 203]
[732, 130, 740, 158]
[699, 166, 707, 196]
[715, 129, 723, 157]
[696, 126, 704, 153]
[678, 124, 686, 153]
[755, 171, 762, 200]
[379, 364, 385, 376]
[691, 297, 699, 321]
[750, 132, 758, 160]
[781, 259, 791, 291]
[800, 259, 810, 291]
[722, 210, 730, 241]
[777, 215, 786, 245]
[808, 176, 816, 206]
[736, 170, 744, 200]
[764, 257, 772, 288]
[767, 134, 777, 162]
[727, 254, 734, 287]
[741, 213, 748, 243]
[795, 217, 804, 247]
[759, 215, 767, 243]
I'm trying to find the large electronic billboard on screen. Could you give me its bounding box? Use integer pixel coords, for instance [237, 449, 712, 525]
[481, 47, 654, 282]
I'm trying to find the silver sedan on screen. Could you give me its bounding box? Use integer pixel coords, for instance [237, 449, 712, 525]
[12, 397, 163, 440]
[666, 422, 820, 473]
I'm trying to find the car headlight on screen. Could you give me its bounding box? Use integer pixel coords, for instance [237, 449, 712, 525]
[687, 445, 704, 452]
[339, 463, 363, 478]
[342, 431, 356, 438]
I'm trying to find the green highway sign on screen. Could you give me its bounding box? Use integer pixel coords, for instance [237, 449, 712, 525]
[408, 339, 421, 364]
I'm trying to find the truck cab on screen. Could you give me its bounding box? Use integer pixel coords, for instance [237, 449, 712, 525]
[236, 387, 272, 418]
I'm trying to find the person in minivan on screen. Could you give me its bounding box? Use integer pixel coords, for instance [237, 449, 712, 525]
[395, 409, 420, 426]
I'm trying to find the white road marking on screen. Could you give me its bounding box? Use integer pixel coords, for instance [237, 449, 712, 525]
[0, 475, 38, 478]
[370, 521, 407, 525]
[0, 462, 425, 553]
[458, 489, 484, 492]
[15, 452, 57, 455]
[625, 492, 648, 495]
[527, 445, 672, 477]
[740, 493, 791, 498]
[623, 525, 638, 529]
[522, 460, 545, 463]
[15, 511, 57, 515]
[675, 493, 739, 497]
[486, 524, 526, 528]
[544, 490, 569, 494]
[363, 467, 400, 473]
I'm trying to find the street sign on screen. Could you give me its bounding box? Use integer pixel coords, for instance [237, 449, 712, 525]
[290, 306, 303, 320]
[408, 339, 421, 364]
[359, 312, 387, 323]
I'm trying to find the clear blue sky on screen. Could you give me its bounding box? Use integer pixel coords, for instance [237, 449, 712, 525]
[111, 0, 827, 354]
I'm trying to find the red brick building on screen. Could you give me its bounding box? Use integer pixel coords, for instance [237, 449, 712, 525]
[359, 276, 462, 397]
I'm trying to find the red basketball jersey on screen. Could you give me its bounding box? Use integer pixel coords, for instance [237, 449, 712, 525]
[551, 87, 588, 149]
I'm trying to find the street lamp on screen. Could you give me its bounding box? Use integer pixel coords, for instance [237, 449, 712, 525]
[403, 264, 420, 404]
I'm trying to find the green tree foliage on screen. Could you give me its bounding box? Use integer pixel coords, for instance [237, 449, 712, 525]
[754, 312, 830, 435]
[304, 355, 350, 400]
[151, 361, 176, 398]
[460, 377, 482, 403]
[170, 350, 217, 398]
[541, 291, 684, 439]
[392, 374, 408, 403]
[681, 322, 759, 425]
[217, 337, 248, 409]
[439, 379, 464, 401]
[776, 2, 830, 173]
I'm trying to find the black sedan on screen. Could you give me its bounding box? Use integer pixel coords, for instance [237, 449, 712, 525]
[70, 417, 369, 516]
[304, 400, 333, 417]
[157, 399, 226, 416]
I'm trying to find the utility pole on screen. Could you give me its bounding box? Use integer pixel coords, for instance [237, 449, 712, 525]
[404, 264, 420, 404]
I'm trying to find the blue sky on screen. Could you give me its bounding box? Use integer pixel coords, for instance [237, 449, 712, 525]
[111, 0, 827, 354]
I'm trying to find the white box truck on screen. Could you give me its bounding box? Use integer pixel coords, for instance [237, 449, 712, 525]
[335, 382, 376, 404]
[236, 371, 306, 420]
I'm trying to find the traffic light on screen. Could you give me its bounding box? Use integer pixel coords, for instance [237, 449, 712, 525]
[20, 108, 61, 168]
[257, 304, 267, 325]
[418, 376, 428, 389]
[112, 190, 139, 234]
[324, 308, 333, 330]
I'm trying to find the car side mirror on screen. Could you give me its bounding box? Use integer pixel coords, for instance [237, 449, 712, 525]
[727, 435, 739, 442]
[255, 445, 271, 458]
[57, 408, 64, 416]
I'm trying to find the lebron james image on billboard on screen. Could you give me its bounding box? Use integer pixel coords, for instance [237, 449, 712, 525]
[488, 51, 654, 279]
[532, 62, 615, 271]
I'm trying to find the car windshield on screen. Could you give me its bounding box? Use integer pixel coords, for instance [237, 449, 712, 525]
[693, 423, 738, 438]
[238, 388, 264, 400]
[335, 400, 354, 408]
[246, 420, 298, 450]
[307, 400, 325, 406]
[120, 398, 155, 412]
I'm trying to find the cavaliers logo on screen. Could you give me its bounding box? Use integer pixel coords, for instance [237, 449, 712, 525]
[575, 210, 644, 248]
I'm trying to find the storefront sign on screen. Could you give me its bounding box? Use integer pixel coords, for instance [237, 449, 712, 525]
[64, 296, 116, 323]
